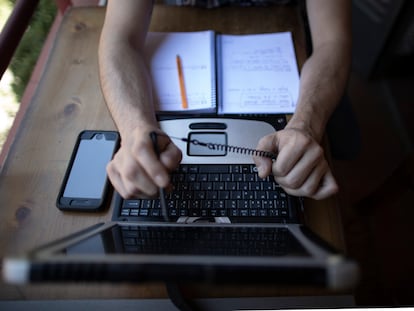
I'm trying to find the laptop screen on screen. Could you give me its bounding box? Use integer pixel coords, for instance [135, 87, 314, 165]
[2, 222, 359, 288]
[60, 224, 310, 257]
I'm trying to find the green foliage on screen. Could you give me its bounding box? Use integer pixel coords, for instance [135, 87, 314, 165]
[7, 0, 57, 100]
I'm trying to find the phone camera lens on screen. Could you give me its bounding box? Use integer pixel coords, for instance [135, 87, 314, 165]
[95, 134, 103, 140]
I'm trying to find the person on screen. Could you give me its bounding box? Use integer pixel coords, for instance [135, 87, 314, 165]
[98, 0, 351, 201]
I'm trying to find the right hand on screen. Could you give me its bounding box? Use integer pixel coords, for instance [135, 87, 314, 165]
[253, 127, 338, 200]
[107, 126, 182, 199]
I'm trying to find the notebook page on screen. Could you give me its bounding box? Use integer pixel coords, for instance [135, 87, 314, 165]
[145, 31, 216, 112]
[218, 32, 300, 114]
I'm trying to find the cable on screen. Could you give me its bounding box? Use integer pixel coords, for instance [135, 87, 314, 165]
[149, 131, 170, 222]
[165, 134, 278, 160]
[166, 283, 201, 311]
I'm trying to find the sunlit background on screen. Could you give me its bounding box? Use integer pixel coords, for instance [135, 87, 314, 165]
[0, 0, 56, 153]
[0, 0, 18, 151]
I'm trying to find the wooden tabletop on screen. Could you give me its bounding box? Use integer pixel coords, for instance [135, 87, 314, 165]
[0, 5, 345, 300]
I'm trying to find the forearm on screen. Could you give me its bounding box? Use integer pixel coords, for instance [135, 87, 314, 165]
[99, 40, 157, 138]
[288, 41, 351, 142]
[98, 0, 155, 138]
[256, 44, 349, 199]
[287, 0, 351, 143]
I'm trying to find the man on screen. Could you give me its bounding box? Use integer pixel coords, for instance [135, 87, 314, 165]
[98, 0, 351, 201]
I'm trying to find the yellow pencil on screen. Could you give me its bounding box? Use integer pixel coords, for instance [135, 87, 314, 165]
[176, 54, 188, 109]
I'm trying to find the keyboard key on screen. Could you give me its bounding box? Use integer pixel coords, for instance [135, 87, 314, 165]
[194, 191, 206, 200]
[190, 209, 201, 217]
[121, 209, 130, 216]
[208, 173, 220, 182]
[259, 209, 268, 217]
[240, 209, 249, 216]
[201, 182, 213, 191]
[225, 200, 237, 209]
[188, 166, 199, 173]
[199, 165, 229, 173]
[250, 182, 261, 191]
[119, 164, 294, 221]
[212, 200, 225, 209]
[230, 165, 242, 173]
[242, 191, 255, 200]
[123, 200, 140, 208]
[130, 209, 139, 216]
[139, 209, 149, 216]
[230, 191, 242, 200]
[206, 191, 218, 200]
[213, 182, 225, 191]
[245, 173, 256, 182]
[218, 191, 230, 200]
[151, 209, 161, 216]
[225, 182, 237, 191]
[233, 174, 244, 182]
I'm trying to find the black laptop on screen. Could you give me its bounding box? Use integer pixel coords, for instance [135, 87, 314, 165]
[2, 117, 359, 290]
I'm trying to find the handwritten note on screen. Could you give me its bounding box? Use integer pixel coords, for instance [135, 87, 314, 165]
[145, 31, 216, 112]
[218, 32, 300, 114]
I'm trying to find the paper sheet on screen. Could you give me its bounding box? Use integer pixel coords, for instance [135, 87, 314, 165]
[145, 31, 216, 112]
[218, 32, 300, 114]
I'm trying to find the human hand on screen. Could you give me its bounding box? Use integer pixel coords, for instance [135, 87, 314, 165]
[107, 126, 182, 198]
[253, 128, 338, 200]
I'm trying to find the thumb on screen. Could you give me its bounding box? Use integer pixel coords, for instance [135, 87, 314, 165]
[253, 133, 279, 178]
[312, 170, 339, 200]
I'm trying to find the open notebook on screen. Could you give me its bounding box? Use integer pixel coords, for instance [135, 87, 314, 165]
[145, 31, 300, 114]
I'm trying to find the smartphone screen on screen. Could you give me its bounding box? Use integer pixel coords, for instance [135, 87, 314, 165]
[57, 131, 119, 211]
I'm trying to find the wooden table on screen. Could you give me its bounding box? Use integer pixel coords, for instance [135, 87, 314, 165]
[0, 5, 345, 300]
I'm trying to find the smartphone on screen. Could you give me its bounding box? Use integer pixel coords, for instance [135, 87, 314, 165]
[56, 130, 120, 212]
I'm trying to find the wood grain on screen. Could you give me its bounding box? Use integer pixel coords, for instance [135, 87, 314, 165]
[0, 5, 344, 300]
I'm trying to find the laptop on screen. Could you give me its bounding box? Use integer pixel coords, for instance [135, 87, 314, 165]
[2, 117, 359, 290]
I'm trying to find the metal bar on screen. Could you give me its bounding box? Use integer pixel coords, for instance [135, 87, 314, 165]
[0, 0, 40, 79]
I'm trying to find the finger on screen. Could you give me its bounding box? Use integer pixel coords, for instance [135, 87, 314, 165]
[272, 135, 310, 177]
[110, 152, 158, 198]
[160, 142, 182, 171]
[278, 166, 338, 200]
[253, 156, 273, 179]
[122, 164, 158, 198]
[146, 131, 181, 178]
[280, 159, 328, 197]
[254, 135, 278, 178]
[310, 170, 338, 200]
[107, 160, 151, 199]
[275, 144, 324, 190]
[134, 139, 171, 188]
[106, 161, 130, 198]
[299, 161, 329, 196]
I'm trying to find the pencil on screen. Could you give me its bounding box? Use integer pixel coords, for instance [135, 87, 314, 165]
[149, 131, 169, 222]
[176, 54, 188, 109]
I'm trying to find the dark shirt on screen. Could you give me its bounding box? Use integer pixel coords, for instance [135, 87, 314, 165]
[163, 0, 295, 8]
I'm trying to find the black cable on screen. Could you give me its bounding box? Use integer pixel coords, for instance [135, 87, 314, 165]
[149, 131, 170, 222]
[160, 133, 278, 160]
[166, 282, 201, 311]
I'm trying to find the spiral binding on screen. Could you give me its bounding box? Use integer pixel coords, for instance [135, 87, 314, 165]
[165, 135, 277, 160]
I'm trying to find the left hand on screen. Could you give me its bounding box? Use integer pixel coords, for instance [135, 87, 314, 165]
[253, 128, 338, 200]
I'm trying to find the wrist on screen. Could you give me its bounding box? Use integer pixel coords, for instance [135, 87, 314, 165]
[118, 118, 158, 141]
[286, 114, 326, 143]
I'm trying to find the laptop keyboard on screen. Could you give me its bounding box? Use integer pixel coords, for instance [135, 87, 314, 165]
[120, 225, 307, 256]
[119, 164, 296, 222]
